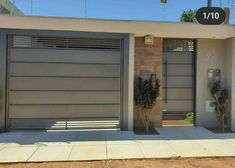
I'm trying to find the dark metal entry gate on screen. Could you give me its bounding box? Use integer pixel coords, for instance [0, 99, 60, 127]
[162, 39, 195, 126]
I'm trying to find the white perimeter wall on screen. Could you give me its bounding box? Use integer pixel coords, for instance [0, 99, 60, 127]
[128, 34, 135, 131]
[224, 38, 235, 131]
[196, 39, 225, 128]
[197, 38, 235, 130]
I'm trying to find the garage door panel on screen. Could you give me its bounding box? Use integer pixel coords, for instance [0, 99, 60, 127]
[10, 77, 120, 91]
[9, 105, 120, 118]
[9, 36, 122, 130]
[10, 63, 120, 77]
[10, 91, 120, 105]
[10, 119, 68, 129]
[11, 48, 121, 64]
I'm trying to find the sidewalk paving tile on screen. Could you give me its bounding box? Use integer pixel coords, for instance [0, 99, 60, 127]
[69, 144, 107, 161]
[166, 140, 212, 157]
[28, 145, 72, 162]
[138, 141, 179, 158]
[0, 146, 38, 163]
[0, 128, 235, 162]
[107, 143, 144, 159]
[196, 140, 235, 157]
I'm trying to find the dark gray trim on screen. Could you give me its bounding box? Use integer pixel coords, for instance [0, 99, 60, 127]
[6, 35, 11, 131]
[4, 29, 130, 131]
[3, 29, 129, 39]
[0, 30, 7, 132]
[193, 39, 197, 126]
[121, 36, 130, 130]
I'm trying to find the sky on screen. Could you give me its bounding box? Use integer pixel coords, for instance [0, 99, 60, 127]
[11, 0, 235, 24]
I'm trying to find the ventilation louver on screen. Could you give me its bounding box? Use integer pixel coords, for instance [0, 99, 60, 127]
[11, 36, 121, 50]
[163, 39, 195, 52]
[12, 36, 32, 47]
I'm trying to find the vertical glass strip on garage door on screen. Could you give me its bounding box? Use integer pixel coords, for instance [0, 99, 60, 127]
[162, 39, 195, 126]
[8, 35, 122, 130]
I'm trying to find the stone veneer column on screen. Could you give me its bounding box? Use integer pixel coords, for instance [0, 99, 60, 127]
[134, 37, 163, 129]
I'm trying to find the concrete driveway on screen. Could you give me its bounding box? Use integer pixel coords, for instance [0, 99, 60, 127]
[0, 127, 235, 163]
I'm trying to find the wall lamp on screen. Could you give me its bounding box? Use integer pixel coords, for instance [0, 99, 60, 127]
[145, 35, 154, 45]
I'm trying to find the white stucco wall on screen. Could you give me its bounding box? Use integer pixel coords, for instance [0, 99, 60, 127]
[0, 15, 234, 39]
[196, 39, 226, 128]
[224, 38, 235, 131]
[128, 34, 135, 131]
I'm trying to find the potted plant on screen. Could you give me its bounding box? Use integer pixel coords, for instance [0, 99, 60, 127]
[135, 74, 160, 133]
[210, 82, 229, 132]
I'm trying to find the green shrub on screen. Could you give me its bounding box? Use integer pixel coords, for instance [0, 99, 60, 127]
[185, 112, 194, 123]
[135, 75, 160, 132]
[210, 82, 229, 132]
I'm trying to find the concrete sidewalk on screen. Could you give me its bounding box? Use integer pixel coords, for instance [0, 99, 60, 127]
[0, 127, 235, 163]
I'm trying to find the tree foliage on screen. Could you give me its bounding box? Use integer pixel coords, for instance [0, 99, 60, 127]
[135, 75, 160, 132]
[180, 9, 197, 23]
[210, 82, 229, 132]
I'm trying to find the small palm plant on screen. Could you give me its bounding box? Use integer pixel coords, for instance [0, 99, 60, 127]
[180, 9, 197, 23]
[135, 75, 160, 132]
[210, 82, 229, 132]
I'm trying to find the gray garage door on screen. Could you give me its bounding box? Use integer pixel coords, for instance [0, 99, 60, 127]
[162, 39, 195, 126]
[8, 36, 122, 130]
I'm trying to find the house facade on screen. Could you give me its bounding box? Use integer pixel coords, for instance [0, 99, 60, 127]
[0, 15, 235, 132]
